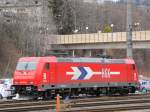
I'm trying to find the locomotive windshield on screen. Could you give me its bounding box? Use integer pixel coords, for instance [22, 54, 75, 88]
[16, 61, 37, 70]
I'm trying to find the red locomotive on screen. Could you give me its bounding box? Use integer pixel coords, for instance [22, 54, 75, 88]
[12, 56, 138, 99]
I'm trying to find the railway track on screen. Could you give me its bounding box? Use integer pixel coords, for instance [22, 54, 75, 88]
[0, 94, 150, 112]
[0, 93, 149, 104]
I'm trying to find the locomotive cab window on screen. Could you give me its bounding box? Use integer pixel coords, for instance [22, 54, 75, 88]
[16, 61, 37, 70]
[44, 63, 50, 70]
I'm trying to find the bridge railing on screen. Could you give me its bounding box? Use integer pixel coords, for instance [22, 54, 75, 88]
[50, 31, 150, 45]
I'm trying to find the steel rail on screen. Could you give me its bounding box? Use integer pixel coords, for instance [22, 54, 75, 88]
[0, 93, 150, 105]
[1, 96, 150, 111]
[64, 103, 150, 112]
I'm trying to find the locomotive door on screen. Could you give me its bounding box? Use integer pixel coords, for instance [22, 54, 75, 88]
[42, 62, 50, 84]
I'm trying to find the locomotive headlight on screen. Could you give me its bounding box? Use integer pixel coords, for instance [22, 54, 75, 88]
[14, 81, 19, 84]
[28, 81, 33, 84]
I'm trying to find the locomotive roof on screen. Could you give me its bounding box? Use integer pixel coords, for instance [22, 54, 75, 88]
[57, 57, 135, 64]
[18, 57, 135, 64]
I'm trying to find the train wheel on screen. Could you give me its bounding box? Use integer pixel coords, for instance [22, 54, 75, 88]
[33, 93, 38, 100]
[131, 87, 136, 93]
[128, 87, 136, 93]
[119, 89, 128, 96]
[42, 91, 52, 100]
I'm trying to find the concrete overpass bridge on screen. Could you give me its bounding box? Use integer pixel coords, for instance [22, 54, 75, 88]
[47, 31, 150, 56]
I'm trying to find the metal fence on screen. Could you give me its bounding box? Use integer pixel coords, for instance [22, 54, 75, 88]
[51, 31, 150, 45]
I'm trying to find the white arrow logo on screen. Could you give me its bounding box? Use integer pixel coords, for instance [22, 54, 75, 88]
[66, 67, 120, 80]
[66, 67, 81, 80]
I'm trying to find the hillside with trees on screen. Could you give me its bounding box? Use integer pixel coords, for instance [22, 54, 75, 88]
[49, 0, 150, 33]
[0, 0, 150, 77]
[0, 0, 54, 78]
